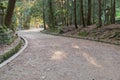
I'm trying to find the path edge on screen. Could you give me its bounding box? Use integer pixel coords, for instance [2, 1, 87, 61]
[0, 36, 28, 68]
[41, 31, 120, 46]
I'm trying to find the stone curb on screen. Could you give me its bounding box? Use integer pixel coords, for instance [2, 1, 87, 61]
[41, 31, 120, 46]
[0, 36, 28, 68]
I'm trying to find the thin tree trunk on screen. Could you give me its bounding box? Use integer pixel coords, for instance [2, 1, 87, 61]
[74, 0, 78, 29]
[49, 0, 55, 30]
[98, 0, 102, 27]
[110, 0, 113, 24]
[61, 0, 64, 26]
[43, 0, 46, 30]
[113, 0, 116, 24]
[80, 0, 85, 27]
[111, 0, 116, 24]
[92, 0, 95, 24]
[66, 0, 69, 26]
[87, 0, 92, 25]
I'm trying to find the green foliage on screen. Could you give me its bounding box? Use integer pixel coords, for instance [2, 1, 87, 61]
[3, 0, 119, 31]
[14, 1, 34, 29]
[78, 31, 88, 37]
[0, 26, 7, 33]
[57, 26, 64, 33]
[55, 9, 68, 16]
[0, 26, 14, 45]
[30, 0, 42, 18]
[0, 2, 7, 9]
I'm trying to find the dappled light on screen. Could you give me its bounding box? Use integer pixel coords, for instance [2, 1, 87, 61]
[51, 51, 66, 60]
[72, 44, 80, 49]
[83, 53, 102, 68]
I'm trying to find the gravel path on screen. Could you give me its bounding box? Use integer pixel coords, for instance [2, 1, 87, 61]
[0, 29, 120, 80]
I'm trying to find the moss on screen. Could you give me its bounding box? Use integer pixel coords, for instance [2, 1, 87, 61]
[78, 31, 88, 37]
[0, 40, 22, 64]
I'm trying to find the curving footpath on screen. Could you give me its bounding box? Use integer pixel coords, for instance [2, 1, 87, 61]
[0, 29, 120, 80]
[0, 36, 28, 68]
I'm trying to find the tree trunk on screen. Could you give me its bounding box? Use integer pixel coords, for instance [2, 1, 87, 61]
[80, 0, 85, 27]
[92, 0, 95, 24]
[113, 0, 116, 24]
[98, 0, 102, 27]
[5, 0, 16, 28]
[66, 0, 69, 26]
[49, 0, 55, 30]
[87, 0, 92, 25]
[43, 0, 46, 30]
[74, 0, 78, 29]
[110, 0, 113, 24]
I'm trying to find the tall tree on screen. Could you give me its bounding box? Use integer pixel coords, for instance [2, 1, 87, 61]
[74, 0, 78, 29]
[98, 0, 102, 27]
[5, 0, 16, 27]
[80, 0, 85, 27]
[87, 0, 92, 25]
[66, 0, 69, 26]
[112, 0, 116, 24]
[48, 0, 55, 30]
[43, 0, 46, 30]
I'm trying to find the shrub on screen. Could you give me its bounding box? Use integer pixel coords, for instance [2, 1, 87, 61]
[0, 26, 14, 45]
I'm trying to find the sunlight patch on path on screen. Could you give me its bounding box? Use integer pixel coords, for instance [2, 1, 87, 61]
[72, 44, 80, 49]
[51, 51, 66, 60]
[83, 53, 102, 68]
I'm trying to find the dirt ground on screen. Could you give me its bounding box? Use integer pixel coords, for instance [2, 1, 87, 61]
[62, 24, 120, 44]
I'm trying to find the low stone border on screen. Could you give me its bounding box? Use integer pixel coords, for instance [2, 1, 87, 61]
[0, 36, 28, 68]
[41, 31, 120, 46]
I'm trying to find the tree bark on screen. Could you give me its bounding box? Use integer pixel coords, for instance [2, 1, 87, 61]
[66, 0, 69, 26]
[48, 0, 55, 30]
[5, 0, 16, 28]
[98, 0, 102, 27]
[43, 0, 46, 30]
[87, 0, 92, 25]
[80, 0, 85, 27]
[74, 0, 78, 29]
[113, 0, 116, 24]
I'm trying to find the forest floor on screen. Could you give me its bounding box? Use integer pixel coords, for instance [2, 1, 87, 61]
[59, 24, 120, 45]
[0, 29, 120, 80]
